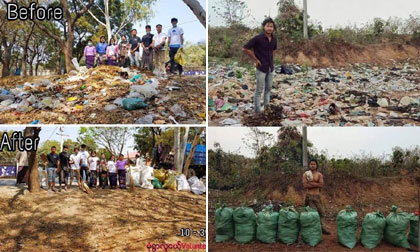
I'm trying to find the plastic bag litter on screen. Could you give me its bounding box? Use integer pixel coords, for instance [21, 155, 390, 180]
[215, 204, 234, 242]
[152, 178, 163, 189]
[361, 211, 386, 249]
[163, 174, 177, 191]
[336, 205, 358, 249]
[0, 94, 15, 101]
[139, 166, 154, 189]
[384, 205, 410, 249]
[187, 176, 206, 195]
[256, 204, 279, 244]
[300, 206, 322, 247]
[408, 214, 419, 246]
[233, 206, 256, 244]
[122, 98, 148, 111]
[130, 79, 159, 99]
[113, 97, 124, 106]
[105, 104, 117, 111]
[135, 115, 154, 124]
[170, 104, 187, 117]
[175, 174, 190, 191]
[72, 58, 80, 71]
[278, 206, 299, 245]
[154, 169, 166, 183]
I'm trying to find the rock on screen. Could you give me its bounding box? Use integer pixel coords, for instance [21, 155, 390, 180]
[399, 96, 412, 107]
[104, 104, 117, 111]
[377, 98, 389, 107]
[135, 115, 154, 124]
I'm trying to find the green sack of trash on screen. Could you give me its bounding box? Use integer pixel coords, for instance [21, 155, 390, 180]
[256, 204, 279, 244]
[122, 98, 148, 111]
[233, 206, 256, 244]
[215, 204, 234, 243]
[408, 214, 419, 246]
[300, 206, 322, 247]
[336, 205, 358, 249]
[278, 206, 299, 245]
[384, 205, 410, 249]
[151, 178, 162, 189]
[360, 210, 386, 249]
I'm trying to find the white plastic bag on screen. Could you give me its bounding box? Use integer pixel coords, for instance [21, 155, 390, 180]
[130, 78, 159, 99]
[126, 166, 141, 187]
[140, 166, 154, 189]
[188, 176, 206, 195]
[176, 174, 191, 191]
[38, 168, 47, 188]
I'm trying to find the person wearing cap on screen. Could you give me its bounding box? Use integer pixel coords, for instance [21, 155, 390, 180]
[167, 17, 184, 75]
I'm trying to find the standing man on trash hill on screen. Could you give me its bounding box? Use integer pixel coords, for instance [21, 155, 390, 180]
[167, 17, 184, 75]
[153, 24, 167, 76]
[129, 29, 141, 68]
[302, 159, 331, 235]
[243, 17, 277, 113]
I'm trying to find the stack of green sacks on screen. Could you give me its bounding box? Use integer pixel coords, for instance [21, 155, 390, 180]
[215, 204, 234, 243]
[336, 205, 358, 249]
[300, 206, 322, 247]
[360, 210, 386, 249]
[384, 205, 410, 249]
[233, 206, 256, 244]
[278, 206, 300, 245]
[408, 213, 419, 246]
[256, 204, 279, 244]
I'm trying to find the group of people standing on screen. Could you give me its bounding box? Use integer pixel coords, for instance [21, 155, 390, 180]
[83, 17, 184, 75]
[44, 144, 133, 192]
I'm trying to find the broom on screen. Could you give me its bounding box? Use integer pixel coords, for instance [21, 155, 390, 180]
[128, 151, 134, 192]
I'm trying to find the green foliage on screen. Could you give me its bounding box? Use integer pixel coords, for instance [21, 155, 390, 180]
[183, 42, 206, 67]
[38, 140, 61, 159]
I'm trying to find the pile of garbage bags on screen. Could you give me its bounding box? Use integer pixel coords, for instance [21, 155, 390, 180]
[215, 204, 419, 249]
[151, 168, 206, 195]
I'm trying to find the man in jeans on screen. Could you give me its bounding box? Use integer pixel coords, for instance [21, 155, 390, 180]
[243, 18, 277, 113]
[79, 144, 90, 185]
[129, 29, 141, 67]
[45, 146, 59, 192]
[167, 17, 184, 75]
[58, 145, 70, 192]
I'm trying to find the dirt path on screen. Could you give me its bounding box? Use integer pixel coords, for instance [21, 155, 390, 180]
[0, 185, 206, 252]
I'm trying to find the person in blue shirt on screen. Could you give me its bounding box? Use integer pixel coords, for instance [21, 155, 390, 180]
[96, 36, 108, 65]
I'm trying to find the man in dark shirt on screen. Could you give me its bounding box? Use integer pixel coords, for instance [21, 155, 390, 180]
[129, 29, 141, 67]
[141, 25, 154, 70]
[243, 18, 277, 113]
[45, 146, 59, 192]
[58, 145, 70, 192]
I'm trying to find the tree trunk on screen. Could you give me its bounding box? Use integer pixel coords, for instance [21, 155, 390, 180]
[56, 50, 61, 75]
[25, 127, 41, 193]
[174, 128, 181, 172]
[35, 62, 40, 76]
[179, 127, 189, 170]
[182, 0, 206, 27]
[22, 23, 35, 77]
[63, 39, 75, 73]
[1, 59, 10, 77]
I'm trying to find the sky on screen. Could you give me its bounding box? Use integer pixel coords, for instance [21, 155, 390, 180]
[135, 0, 206, 44]
[208, 127, 420, 159]
[0, 126, 136, 153]
[209, 0, 420, 28]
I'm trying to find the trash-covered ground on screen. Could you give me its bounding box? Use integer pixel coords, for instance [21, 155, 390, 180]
[0, 183, 206, 251]
[209, 60, 420, 126]
[0, 65, 206, 124]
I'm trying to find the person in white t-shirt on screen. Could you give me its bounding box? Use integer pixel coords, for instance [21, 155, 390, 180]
[153, 24, 167, 75]
[69, 147, 82, 189]
[107, 155, 117, 189]
[167, 17, 184, 75]
[88, 151, 100, 188]
[135, 153, 145, 167]
[79, 144, 90, 184]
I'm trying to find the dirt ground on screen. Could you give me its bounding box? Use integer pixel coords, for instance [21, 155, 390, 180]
[208, 176, 420, 252]
[0, 184, 206, 252]
[0, 68, 206, 124]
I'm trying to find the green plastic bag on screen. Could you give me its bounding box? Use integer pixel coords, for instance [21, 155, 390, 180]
[300, 206, 322, 247]
[384, 205, 410, 249]
[278, 206, 300, 245]
[233, 206, 256, 244]
[256, 205, 279, 244]
[336, 205, 358, 249]
[151, 178, 162, 189]
[122, 98, 148, 111]
[360, 210, 386, 249]
[408, 214, 419, 246]
[215, 204, 234, 243]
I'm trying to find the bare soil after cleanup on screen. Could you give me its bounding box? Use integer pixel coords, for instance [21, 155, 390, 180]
[0, 185, 206, 252]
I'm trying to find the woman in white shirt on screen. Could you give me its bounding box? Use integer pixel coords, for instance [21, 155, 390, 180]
[88, 151, 100, 188]
[107, 155, 117, 189]
[106, 37, 119, 66]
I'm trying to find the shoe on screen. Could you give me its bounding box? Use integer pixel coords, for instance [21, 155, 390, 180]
[322, 227, 331, 235]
